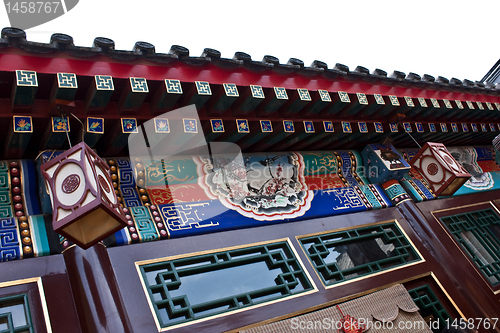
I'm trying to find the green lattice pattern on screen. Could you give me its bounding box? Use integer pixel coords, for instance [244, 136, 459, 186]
[299, 223, 421, 285]
[440, 209, 500, 285]
[0, 294, 32, 333]
[139, 241, 313, 328]
[408, 285, 451, 332]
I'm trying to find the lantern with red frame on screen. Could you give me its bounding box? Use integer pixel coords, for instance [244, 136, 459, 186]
[409, 142, 471, 196]
[40, 141, 127, 249]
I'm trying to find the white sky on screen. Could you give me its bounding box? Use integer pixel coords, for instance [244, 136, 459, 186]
[1, 0, 499, 82]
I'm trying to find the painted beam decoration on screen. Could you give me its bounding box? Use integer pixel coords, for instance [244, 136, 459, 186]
[102, 149, 391, 245]
[449, 147, 500, 196]
[362, 143, 410, 184]
[40, 142, 128, 249]
[3, 142, 499, 257]
[12, 70, 38, 107]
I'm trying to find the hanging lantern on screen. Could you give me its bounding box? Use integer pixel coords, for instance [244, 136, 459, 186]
[40, 142, 127, 249]
[410, 142, 471, 196]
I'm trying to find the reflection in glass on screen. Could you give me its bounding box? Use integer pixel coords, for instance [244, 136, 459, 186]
[408, 285, 451, 333]
[0, 294, 32, 332]
[140, 241, 313, 328]
[440, 209, 500, 285]
[300, 223, 420, 285]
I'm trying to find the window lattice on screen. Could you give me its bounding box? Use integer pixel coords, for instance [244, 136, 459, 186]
[299, 222, 421, 286]
[0, 294, 33, 333]
[408, 285, 451, 333]
[440, 208, 500, 285]
[139, 241, 313, 328]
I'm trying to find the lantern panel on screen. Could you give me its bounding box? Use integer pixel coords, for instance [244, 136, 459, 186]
[41, 141, 127, 249]
[94, 163, 117, 205]
[410, 142, 471, 196]
[85, 156, 98, 192]
[62, 206, 124, 246]
[54, 162, 86, 207]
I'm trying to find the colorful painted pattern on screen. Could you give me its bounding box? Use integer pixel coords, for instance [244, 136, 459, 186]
[8, 145, 495, 254]
[449, 147, 500, 196]
[195, 152, 311, 221]
[99, 149, 393, 245]
[0, 217, 20, 261]
[400, 172, 436, 202]
[116, 158, 142, 207]
[382, 180, 412, 206]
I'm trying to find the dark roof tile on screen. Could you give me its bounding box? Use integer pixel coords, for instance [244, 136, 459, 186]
[93, 37, 115, 50]
[355, 66, 369, 75]
[50, 33, 74, 50]
[436, 76, 449, 85]
[371, 68, 387, 77]
[202, 48, 240, 68]
[201, 48, 221, 59]
[390, 70, 406, 80]
[334, 63, 349, 73]
[232, 51, 270, 72]
[233, 51, 251, 62]
[133, 41, 155, 56]
[406, 72, 421, 81]
[263, 56, 298, 75]
[422, 74, 435, 82]
[475, 81, 485, 88]
[0, 27, 494, 96]
[262, 55, 279, 65]
[287, 58, 304, 68]
[450, 77, 462, 86]
[463, 79, 474, 87]
[311, 60, 327, 70]
[169, 45, 189, 57]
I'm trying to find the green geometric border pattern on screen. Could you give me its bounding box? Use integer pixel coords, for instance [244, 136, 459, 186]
[408, 284, 451, 331]
[139, 241, 314, 328]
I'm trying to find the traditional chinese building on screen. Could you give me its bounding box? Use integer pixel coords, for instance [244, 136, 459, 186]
[1, 26, 500, 332]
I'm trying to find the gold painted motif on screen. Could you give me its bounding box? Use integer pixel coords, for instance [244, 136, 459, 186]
[145, 158, 195, 185]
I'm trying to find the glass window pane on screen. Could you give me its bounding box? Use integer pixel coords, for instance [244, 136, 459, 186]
[0, 294, 32, 332]
[139, 241, 313, 329]
[408, 285, 451, 333]
[299, 222, 421, 285]
[0, 303, 27, 327]
[440, 209, 500, 285]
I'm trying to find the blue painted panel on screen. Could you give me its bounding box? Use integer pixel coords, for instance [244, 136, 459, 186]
[297, 188, 368, 221]
[21, 159, 41, 216]
[159, 200, 267, 238]
[116, 158, 142, 207]
[337, 151, 359, 186]
[0, 217, 21, 261]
